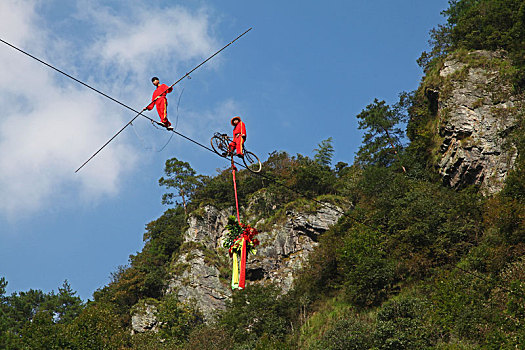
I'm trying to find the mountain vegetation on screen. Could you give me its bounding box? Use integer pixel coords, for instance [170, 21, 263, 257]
[1, 0, 524, 348]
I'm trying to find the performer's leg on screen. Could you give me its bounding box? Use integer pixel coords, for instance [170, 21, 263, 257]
[236, 136, 244, 155]
[161, 100, 171, 126]
[157, 100, 171, 128]
[229, 141, 236, 153]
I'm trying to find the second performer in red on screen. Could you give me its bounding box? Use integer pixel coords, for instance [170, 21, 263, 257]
[229, 116, 246, 157]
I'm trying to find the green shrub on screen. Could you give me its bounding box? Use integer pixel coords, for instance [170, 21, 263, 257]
[308, 316, 374, 350]
[218, 284, 291, 348]
[156, 296, 203, 344]
[338, 226, 396, 307]
[343, 254, 396, 308]
[64, 302, 130, 349]
[183, 325, 233, 350]
[373, 296, 435, 350]
[427, 269, 498, 342]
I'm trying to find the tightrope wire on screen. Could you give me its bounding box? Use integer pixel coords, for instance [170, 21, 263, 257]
[0, 29, 252, 171]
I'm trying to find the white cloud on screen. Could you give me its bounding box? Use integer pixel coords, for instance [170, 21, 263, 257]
[0, 0, 40, 46]
[0, 0, 221, 219]
[78, 1, 218, 84]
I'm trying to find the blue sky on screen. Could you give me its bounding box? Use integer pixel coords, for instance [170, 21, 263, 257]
[0, 0, 449, 300]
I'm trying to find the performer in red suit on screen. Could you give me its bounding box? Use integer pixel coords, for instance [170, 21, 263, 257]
[145, 77, 173, 130]
[229, 116, 246, 156]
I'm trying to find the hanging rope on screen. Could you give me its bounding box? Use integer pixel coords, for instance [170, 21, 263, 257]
[155, 128, 174, 152]
[173, 87, 184, 131]
[129, 121, 152, 151]
[129, 121, 174, 152]
[231, 158, 241, 223]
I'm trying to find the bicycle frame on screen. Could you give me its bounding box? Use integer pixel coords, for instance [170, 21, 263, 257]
[213, 132, 250, 155]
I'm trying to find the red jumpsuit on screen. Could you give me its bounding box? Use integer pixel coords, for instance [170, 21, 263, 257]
[146, 84, 173, 127]
[229, 118, 246, 155]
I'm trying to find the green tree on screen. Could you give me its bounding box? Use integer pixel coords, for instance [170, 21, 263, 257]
[314, 137, 334, 167]
[355, 97, 407, 171]
[338, 224, 396, 307]
[0, 280, 85, 349]
[0, 277, 12, 349]
[6, 289, 50, 335]
[292, 154, 337, 196]
[54, 280, 84, 324]
[18, 311, 67, 350]
[159, 157, 202, 214]
[445, 0, 525, 52]
[64, 302, 130, 349]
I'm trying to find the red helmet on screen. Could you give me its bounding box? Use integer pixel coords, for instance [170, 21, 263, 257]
[231, 116, 241, 126]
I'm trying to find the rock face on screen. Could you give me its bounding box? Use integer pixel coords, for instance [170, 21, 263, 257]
[131, 303, 159, 334]
[166, 202, 342, 321]
[166, 206, 232, 321]
[435, 50, 521, 194]
[250, 204, 342, 291]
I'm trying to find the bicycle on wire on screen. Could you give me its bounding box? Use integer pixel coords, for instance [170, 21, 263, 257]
[210, 132, 262, 173]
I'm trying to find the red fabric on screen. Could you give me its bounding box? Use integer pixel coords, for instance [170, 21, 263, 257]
[239, 235, 247, 289]
[229, 120, 246, 155]
[146, 84, 173, 126]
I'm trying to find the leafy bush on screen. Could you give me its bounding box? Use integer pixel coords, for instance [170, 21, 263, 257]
[337, 223, 397, 307]
[387, 183, 483, 276]
[218, 284, 291, 348]
[64, 302, 130, 349]
[183, 325, 233, 350]
[308, 316, 374, 350]
[291, 154, 336, 197]
[373, 296, 435, 350]
[427, 269, 497, 342]
[156, 296, 203, 344]
[292, 230, 341, 304]
[345, 254, 396, 308]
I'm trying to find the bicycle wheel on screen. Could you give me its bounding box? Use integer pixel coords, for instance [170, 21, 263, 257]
[243, 150, 262, 173]
[211, 136, 228, 157]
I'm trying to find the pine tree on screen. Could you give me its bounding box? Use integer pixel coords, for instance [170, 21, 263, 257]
[314, 137, 334, 167]
[355, 97, 407, 172]
[159, 157, 202, 214]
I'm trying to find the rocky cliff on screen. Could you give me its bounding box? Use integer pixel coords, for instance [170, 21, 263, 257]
[431, 50, 522, 194]
[162, 200, 343, 321]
